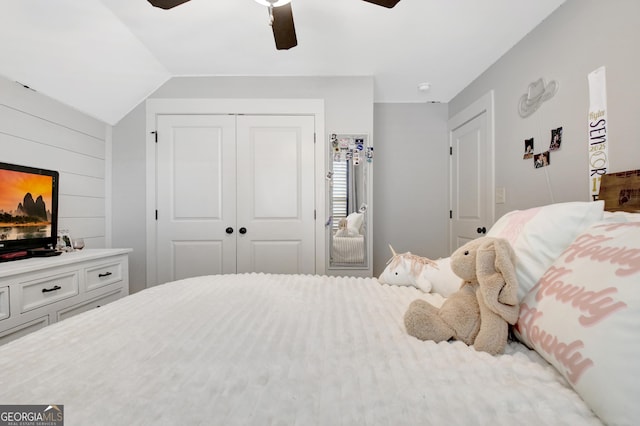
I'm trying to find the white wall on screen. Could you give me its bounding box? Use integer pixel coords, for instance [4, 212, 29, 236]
[111, 102, 146, 293]
[151, 76, 374, 132]
[0, 75, 108, 248]
[112, 76, 374, 291]
[372, 103, 449, 277]
[449, 0, 640, 219]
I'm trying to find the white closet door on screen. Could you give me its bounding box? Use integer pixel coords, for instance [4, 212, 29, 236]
[156, 114, 237, 284]
[236, 115, 316, 274]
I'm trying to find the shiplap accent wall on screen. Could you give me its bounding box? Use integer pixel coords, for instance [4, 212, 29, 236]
[0, 76, 108, 248]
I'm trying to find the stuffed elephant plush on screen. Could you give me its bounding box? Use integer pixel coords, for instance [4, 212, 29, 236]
[403, 237, 519, 355]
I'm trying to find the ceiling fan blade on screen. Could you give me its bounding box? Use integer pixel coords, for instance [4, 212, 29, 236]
[147, 0, 191, 10]
[271, 3, 298, 50]
[362, 0, 401, 8]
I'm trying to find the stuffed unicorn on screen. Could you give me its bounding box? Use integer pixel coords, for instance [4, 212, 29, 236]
[378, 245, 462, 297]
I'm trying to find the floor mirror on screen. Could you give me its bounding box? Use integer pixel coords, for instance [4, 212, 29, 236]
[327, 133, 372, 274]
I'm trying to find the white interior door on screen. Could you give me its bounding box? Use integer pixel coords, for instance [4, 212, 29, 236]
[156, 115, 237, 284]
[449, 93, 494, 252]
[236, 115, 316, 274]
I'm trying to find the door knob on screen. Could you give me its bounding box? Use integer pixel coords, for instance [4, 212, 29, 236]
[477, 227, 487, 234]
[239, 227, 247, 235]
[225, 227, 234, 234]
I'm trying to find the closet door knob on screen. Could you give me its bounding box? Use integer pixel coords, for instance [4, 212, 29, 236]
[239, 227, 247, 235]
[477, 227, 487, 234]
[225, 227, 234, 234]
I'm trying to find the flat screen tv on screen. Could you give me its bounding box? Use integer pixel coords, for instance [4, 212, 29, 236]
[0, 162, 59, 260]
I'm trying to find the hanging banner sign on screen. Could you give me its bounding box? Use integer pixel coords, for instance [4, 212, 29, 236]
[587, 66, 609, 200]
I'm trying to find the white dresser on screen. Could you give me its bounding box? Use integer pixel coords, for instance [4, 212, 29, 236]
[0, 248, 131, 345]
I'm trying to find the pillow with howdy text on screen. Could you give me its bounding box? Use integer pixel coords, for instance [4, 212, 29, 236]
[514, 221, 640, 426]
[487, 201, 604, 301]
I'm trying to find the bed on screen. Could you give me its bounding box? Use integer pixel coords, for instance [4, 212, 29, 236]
[331, 235, 365, 264]
[331, 211, 366, 264]
[0, 200, 637, 425]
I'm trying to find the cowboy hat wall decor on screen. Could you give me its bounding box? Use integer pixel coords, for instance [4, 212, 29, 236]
[518, 78, 559, 118]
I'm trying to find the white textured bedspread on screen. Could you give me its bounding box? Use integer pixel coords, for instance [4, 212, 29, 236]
[0, 273, 602, 425]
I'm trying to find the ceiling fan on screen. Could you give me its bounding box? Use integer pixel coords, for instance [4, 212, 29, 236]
[147, 0, 401, 50]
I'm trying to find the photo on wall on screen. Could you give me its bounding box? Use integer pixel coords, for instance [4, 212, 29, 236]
[550, 126, 563, 151]
[523, 138, 534, 159]
[534, 151, 550, 169]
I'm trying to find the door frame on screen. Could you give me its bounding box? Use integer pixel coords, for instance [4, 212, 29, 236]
[145, 98, 326, 287]
[448, 91, 495, 253]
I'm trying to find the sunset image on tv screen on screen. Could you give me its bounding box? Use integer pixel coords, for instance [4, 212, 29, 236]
[0, 169, 53, 228]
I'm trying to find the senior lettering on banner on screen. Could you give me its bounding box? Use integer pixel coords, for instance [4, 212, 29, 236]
[588, 66, 608, 200]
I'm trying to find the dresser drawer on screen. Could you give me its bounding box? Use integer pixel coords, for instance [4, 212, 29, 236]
[57, 288, 125, 322]
[0, 316, 49, 346]
[0, 286, 8, 321]
[85, 259, 124, 291]
[20, 271, 79, 313]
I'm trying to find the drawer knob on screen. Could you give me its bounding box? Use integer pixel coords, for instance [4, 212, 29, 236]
[98, 272, 113, 278]
[42, 285, 61, 293]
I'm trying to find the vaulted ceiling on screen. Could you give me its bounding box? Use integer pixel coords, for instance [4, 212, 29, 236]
[0, 0, 566, 125]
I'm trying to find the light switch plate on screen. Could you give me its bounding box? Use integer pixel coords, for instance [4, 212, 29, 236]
[495, 187, 506, 204]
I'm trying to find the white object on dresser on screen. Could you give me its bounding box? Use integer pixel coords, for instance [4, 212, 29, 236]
[0, 248, 131, 345]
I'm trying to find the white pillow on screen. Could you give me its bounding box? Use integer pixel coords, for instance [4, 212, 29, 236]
[346, 212, 364, 235]
[487, 201, 604, 301]
[514, 220, 640, 426]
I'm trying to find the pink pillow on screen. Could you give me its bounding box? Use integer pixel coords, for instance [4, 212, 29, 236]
[514, 221, 640, 425]
[487, 201, 604, 301]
